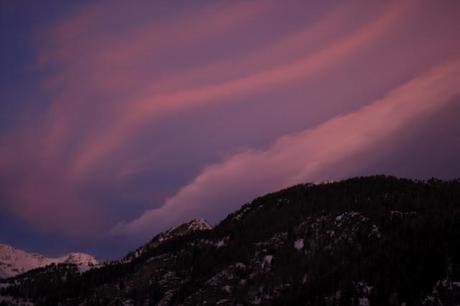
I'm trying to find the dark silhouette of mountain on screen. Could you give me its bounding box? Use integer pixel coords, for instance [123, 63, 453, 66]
[1, 175, 460, 306]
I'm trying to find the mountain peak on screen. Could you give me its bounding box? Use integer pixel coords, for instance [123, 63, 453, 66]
[166, 218, 212, 236]
[3, 177, 460, 305]
[124, 218, 212, 262]
[157, 218, 212, 244]
[60, 252, 98, 272]
[0, 243, 98, 279]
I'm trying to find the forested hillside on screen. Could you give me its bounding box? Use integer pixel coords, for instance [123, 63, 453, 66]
[1, 176, 460, 306]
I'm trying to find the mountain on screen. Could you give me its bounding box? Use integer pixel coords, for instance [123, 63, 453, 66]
[0, 244, 98, 279]
[2, 176, 460, 306]
[124, 218, 212, 262]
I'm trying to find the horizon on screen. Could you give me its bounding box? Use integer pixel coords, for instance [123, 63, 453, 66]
[1, 0, 460, 260]
[2, 174, 459, 261]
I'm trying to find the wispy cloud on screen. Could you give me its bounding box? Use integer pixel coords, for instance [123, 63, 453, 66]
[1, 0, 460, 249]
[112, 58, 460, 235]
[70, 1, 409, 176]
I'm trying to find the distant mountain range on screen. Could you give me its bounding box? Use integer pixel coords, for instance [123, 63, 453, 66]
[1, 176, 460, 306]
[0, 218, 211, 280]
[0, 244, 98, 279]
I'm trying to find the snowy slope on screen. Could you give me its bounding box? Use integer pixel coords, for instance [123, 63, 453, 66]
[0, 243, 98, 279]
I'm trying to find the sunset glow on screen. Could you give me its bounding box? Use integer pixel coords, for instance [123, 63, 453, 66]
[1, 0, 460, 258]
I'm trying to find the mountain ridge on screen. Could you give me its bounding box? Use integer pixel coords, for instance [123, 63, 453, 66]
[2, 175, 460, 305]
[123, 218, 212, 262]
[0, 243, 98, 279]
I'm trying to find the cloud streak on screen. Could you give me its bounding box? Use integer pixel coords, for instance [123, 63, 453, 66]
[1, 0, 460, 256]
[113, 58, 460, 235]
[70, 1, 410, 176]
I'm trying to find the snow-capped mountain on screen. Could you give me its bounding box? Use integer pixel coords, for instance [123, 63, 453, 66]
[0, 244, 98, 279]
[124, 218, 212, 261]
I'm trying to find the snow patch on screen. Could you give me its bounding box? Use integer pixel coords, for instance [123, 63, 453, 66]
[358, 297, 370, 306]
[0, 243, 98, 278]
[294, 239, 304, 250]
[262, 255, 273, 269]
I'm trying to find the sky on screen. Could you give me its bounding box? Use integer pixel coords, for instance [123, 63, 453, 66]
[1, 0, 460, 259]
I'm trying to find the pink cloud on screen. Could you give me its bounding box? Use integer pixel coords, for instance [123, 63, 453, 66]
[112, 58, 460, 235]
[70, 1, 410, 177]
[2, 0, 459, 242]
[42, 1, 266, 57]
[1, 1, 277, 237]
